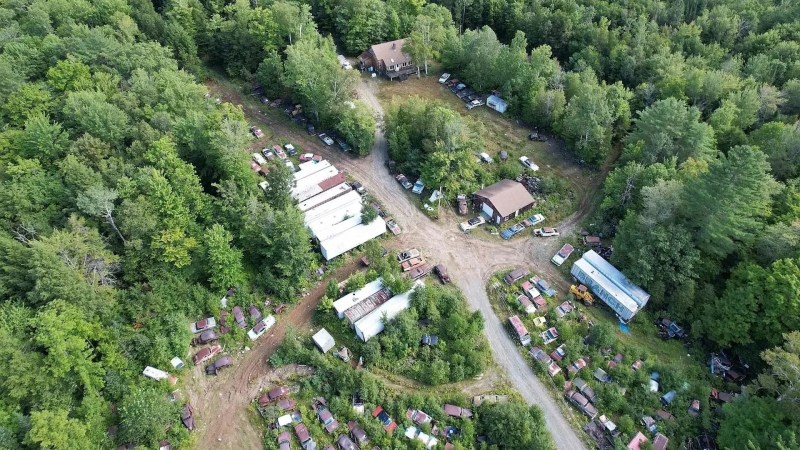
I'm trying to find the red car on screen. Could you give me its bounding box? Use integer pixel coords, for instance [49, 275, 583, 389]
[232, 306, 246, 328]
[193, 344, 222, 365]
[268, 386, 289, 401]
[250, 126, 264, 138]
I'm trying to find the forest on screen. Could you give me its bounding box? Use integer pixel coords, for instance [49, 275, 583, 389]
[0, 0, 799, 448]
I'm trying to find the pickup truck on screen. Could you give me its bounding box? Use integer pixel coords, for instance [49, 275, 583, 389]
[386, 219, 401, 235]
[434, 264, 450, 283]
[395, 174, 413, 189]
[408, 264, 431, 280]
[397, 248, 420, 263]
[400, 257, 425, 272]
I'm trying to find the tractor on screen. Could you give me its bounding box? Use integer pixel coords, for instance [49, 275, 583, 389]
[570, 284, 594, 306]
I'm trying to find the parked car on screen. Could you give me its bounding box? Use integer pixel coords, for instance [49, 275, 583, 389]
[519, 156, 540, 171]
[277, 431, 292, 450]
[193, 344, 222, 365]
[439, 73, 451, 83]
[572, 378, 597, 403]
[456, 194, 468, 215]
[252, 153, 267, 166]
[397, 248, 421, 263]
[434, 264, 450, 283]
[400, 257, 425, 271]
[250, 126, 264, 138]
[534, 227, 560, 237]
[272, 144, 286, 159]
[408, 264, 431, 280]
[459, 216, 486, 232]
[351, 181, 366, 194]
[261, 148, 275, 160]
[249, 305, 262, 320]
[190, 317, 217, 334]
[205, 355, 233, 375]
[529, 131, 546, 141]
[565, 390, 598, 419]
[284, 144, 297, 156]
[335, 138, 350, 152]
[299, 153, 314, 162]
[395, 174, 412, 189]
[318, 133, 334, 145]
[306, 124, 315, 135]
[268, 386, 290, 401]
[479, 152, 494, 163]
[191, 330, 218, 346]
[181, 404, 195, 430]
[248, 315, 276, 341]
[412, 179, 425, 194]
[232, 306, 246, 328]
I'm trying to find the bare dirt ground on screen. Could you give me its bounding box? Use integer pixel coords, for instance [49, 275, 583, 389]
[200, 75, 608, 450]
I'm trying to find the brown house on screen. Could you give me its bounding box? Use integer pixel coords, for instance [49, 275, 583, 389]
[359, 39, 415, 79]
[473, 180, 535, 225]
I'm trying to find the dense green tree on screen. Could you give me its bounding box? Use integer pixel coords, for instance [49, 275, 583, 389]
[623, 98, 716, 164]
[335, 0, 388, 55]
[477, 402, 554, 450]
[681, 146, 778, 259]
[261, 161, 294, 210]
[118, 387, 179, 447]
[335, 102, 377, 156]
[204, 224, 246, 293]
[27, 409, 92, 450]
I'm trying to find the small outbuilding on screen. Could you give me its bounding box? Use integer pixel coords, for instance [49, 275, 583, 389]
[473, 180, 535, 225]
[312, 328, 336, 353]
[486, 95, 508, 113]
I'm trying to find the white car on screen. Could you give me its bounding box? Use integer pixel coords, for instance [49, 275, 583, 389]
[439, 73, 451, 83]
[247, 315, 276, 341]
[190, 317, 217, 334]
[534, 227, 560, 237]
[252, 153, 267, 165]
[318, 133, 334, 146]
[519, 156, 540, 171]
[459, 216, 486, 232]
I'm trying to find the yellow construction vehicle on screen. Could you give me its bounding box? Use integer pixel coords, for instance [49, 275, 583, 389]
[570, 284, 594, 305]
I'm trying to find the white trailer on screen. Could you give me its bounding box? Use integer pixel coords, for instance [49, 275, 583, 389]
[319, 218, 386, 261]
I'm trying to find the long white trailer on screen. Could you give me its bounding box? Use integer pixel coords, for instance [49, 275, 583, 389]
[311, 214, 363, 241]
[319, 218, 386, 260]
[291, 167, 339, 199]
[303, 191, 362, 225]
[298, 182, 351, 212]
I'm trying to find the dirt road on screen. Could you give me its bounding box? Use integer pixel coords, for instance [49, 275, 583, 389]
[201, 76, 600, 449]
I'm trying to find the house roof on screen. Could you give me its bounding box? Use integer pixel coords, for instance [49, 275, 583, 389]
[653, 433, 669, 450]
[627, 431, 649, 450]
[364, 39, 411, 67]
[474, 180, 535, 217]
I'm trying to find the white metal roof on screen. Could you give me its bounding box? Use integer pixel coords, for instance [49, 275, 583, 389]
[311, 214, 363, 241]
[298, 183, 352, 212]
[294, 160, 331, 181]
[305, 201, 363, 233]
[320, 218, 386, 260]
[582, 250, 650, 307]
[312, 328, 336, 353]
[303, 191, 362, 225]
[354, 280, 422, 341]
[572, 258, 642, 318]
[333, 278, 385, 318]
[292, 167, 339, 199]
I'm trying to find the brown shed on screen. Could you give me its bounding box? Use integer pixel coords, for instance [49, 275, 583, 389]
[473, 180, 535, 225]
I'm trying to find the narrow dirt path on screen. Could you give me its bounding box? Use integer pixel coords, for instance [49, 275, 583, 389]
[187, 260, 361, 450]
[201, 76, 607, 450]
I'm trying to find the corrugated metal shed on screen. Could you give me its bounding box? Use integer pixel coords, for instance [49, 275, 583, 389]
[311, 214, 362, 242]
[354, 280, 423, 341]
[298, 182, 351, 212]
[303, 191, 362, 225]
[305, 201, 364, 235]
[333, 278, 384, 318]
[294, 160, 332, 181]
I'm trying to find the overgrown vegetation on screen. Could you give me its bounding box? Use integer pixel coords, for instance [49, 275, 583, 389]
[0, 1, 316, 448]
[267, 328, 554, 450]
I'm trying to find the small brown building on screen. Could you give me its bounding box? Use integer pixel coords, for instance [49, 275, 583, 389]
[359, 39, 415, 79]
[473, 180, 535, 225]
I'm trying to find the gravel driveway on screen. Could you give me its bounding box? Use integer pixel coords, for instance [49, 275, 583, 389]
[325, 78, 589, 450]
